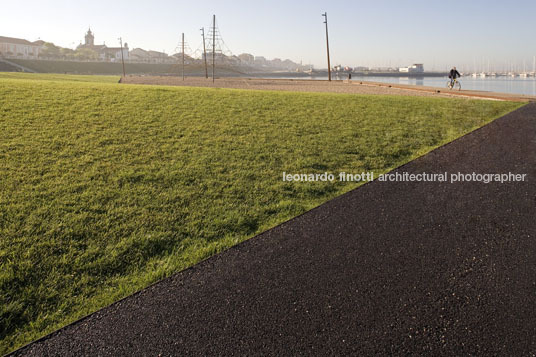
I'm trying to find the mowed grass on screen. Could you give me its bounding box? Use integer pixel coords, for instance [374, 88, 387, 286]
[0, 72, 119, 83]
[0, 73, 522, 353]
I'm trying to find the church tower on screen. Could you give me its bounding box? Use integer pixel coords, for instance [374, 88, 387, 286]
[85, 28, 94, 46]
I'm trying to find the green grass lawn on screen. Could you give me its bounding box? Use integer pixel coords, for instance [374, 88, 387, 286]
[0, 72, 119, 83]
[0, 73, 522, 354]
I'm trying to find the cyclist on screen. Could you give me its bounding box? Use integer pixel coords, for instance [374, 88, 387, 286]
[449, 66, 461, 87]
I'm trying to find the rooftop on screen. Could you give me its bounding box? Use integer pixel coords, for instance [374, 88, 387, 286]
[0, 36, 40, 46]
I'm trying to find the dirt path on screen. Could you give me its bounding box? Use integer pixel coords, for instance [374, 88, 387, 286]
[122, 76, 536, 102]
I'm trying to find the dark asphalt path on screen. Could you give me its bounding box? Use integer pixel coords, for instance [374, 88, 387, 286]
[12, 104, 536, 356]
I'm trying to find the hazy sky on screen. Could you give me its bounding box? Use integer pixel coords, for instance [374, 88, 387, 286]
[2, 0, 535, 71]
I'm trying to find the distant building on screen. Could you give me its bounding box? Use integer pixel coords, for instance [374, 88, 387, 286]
[238, 53, 254, 64]
[399, 63, 424, 73]
[85, 29, 95, 46]
[171, 52, 195, 64]
[369, 66, 397, 72]
[77, 28, 106, 53]
[101, 46, 129, 62]
[129, 48, 149, 62]
[0, 36, 42, 58]
[226, 55, 241, 65]
[146, 50, 169, 63]
[282, 59, 298, 70]
[254, 56, 267, 66]
[129, 48, 172, 63]
[202, 52, 234, 64]
[272, 58, 282, 66]
[77, 28, 129, 61]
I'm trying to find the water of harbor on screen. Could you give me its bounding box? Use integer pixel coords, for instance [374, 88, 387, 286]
[272, 75, 536, 96]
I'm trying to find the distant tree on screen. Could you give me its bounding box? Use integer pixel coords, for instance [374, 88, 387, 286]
[40, 42, 61, 59]
[74, 48, 99, 61]
[60, 47, 75, 60]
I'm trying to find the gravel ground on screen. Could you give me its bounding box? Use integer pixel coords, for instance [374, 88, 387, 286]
[10, 104, 536, 355]
[121, 76, 535, 101]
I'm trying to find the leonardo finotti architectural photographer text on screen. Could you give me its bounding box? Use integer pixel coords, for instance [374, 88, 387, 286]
[282, 171, 527, 184]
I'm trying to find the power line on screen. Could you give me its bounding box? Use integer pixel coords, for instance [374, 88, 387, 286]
[119, 37, 126, 78]
[182, 33, 185, 80]
[174, 34, 193, 79]
[201, 27, 208, 79]
[212, 14, 215, 82]
[322, 12, 331, 81]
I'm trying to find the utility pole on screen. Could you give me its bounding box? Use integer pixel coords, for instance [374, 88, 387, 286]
[119, 37, 126, 78]
[322, 12, 331, 81]
[212, 14, 216, 83]
[182, 33, 185, 81]
[201, 27, 208, 79]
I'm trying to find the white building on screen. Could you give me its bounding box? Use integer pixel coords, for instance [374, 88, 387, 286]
[399, 63, 424, 73]
[254, 56, 267, 66]
[129, 48, 173, 63]
[0, 36, 41, 58]
[101, 46, 129, 62]
[238, 53, 254, 64]
[77, 28, 129, 62]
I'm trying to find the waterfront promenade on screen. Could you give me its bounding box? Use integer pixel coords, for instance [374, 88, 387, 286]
[124, 76, 536, 102]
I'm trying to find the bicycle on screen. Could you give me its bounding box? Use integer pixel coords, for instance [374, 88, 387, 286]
[447, 77, 461, 91]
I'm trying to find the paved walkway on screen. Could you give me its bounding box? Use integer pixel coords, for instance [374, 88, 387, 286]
[12, 104, 536, 356]
[123, 76, 536, 102]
